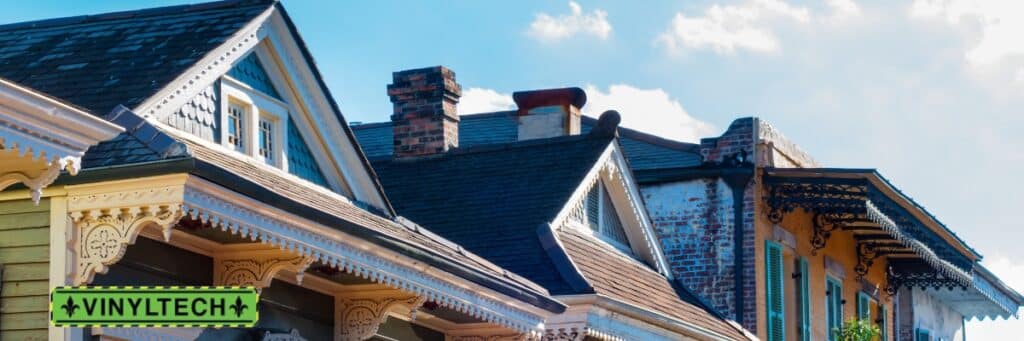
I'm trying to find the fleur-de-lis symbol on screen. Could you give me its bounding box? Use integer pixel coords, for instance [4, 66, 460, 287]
[229, 296, 247, 317]
[61, 297, 80, 316]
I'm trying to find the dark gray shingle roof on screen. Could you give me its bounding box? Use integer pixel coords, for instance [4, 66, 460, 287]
[371, 134, 614, 294]
[352, 112, 703, 170]
[0, 0, 271, 114]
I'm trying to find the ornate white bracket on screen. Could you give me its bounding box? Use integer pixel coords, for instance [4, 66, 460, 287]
[213, 248, 315, 290]
[0, 149, 77, 203]
[67, 179, 187, 286]
[70, 204, 183, 285]
[335, 291, 426, 341]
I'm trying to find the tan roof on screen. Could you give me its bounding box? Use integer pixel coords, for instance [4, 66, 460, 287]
[558, 228, 748, 340]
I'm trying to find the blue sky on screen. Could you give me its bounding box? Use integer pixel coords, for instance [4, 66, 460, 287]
[4, 0, 1023, 337]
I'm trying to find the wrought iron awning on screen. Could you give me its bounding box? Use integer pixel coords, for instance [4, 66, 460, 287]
[763, 168, 979, 292]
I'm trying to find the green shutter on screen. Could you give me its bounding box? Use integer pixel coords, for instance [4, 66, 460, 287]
[826, 277, 843, 341]
[915, 328, 930, 341]
[798, 258, 810, 341]
[879, 304, 888, 341]
[857, 292, 871, 321]
[765, 241, 785, 341]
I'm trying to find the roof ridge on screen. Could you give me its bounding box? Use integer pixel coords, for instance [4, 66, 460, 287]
[0, 0, 274, 32]
[377, 134, 611, 163]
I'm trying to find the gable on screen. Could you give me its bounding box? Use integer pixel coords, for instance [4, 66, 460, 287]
[133, 6, 391, 213]
[552, 141, 671, 276]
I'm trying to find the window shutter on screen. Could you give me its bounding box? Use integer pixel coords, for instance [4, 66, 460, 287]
[826, 277, 843, 341]
[798, 258, 811, 341]
[585, 184, 600, 232]
[765, 241, 785, 341]
[879, 304, 888, 341]
[598, 185, 629, 245]
[915, 328, 930, 341]
[857, 292, 870, 321]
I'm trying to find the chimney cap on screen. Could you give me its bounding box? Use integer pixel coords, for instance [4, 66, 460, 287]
[512, 87, 587, 112]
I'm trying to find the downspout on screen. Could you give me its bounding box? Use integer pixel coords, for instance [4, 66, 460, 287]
[722, 168, 754, 326]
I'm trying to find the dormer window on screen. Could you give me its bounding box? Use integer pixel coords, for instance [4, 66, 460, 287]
[258, 115, 275, 164]
[584, 181, 631, 251]
[227, 102, 246, 152]
[220, 77, 286, 168]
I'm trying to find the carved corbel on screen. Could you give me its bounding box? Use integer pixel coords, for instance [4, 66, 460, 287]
[71, 204, 183, 285]
[214, 248, 315, 290]
[335, 292, 426, 341]
[0, 153, 74, 203]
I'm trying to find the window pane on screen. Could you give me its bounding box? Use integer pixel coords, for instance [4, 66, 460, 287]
[585, 184, 600, 232]
[227, 103, 246, 152]
[259, 117, 274, 164]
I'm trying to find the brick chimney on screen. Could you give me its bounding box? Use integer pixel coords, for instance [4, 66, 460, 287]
[388, 66, 461, 157]
[512, 87, 586, 140]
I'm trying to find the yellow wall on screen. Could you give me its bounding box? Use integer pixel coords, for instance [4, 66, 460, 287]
[0, 198, 50, 341]
[756, 207, 893, 341]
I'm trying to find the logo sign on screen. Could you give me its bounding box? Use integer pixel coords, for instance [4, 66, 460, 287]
[51, 286, 259, 327]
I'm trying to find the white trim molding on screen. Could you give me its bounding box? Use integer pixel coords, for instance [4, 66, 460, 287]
[0, 78, 122, 202]
[182, 176, 550, 336]
[61, 174, 553, 336]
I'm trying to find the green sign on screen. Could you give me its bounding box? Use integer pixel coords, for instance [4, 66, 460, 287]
[51, 286, 259, 327]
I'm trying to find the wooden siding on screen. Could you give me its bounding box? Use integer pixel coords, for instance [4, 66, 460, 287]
[165, 82, 221, 142]
[0, 199, 49, 341]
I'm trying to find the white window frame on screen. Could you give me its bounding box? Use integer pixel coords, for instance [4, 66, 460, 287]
[220, 76, 288, 170]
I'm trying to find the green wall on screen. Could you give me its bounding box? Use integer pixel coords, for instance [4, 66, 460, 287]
[0, 198, 50, 341]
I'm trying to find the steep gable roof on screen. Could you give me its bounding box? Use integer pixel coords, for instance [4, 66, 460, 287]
[372, 134, 611, 294]
[371, 134, 748, 339]
[352, 111, 703, 170]
[0, 0, 272, 114]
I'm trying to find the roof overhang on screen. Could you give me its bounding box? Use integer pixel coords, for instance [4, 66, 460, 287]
[0, 78, 122, 201]
[763, 168, 979, 291]
[554, 294, 752, 341]
[924, 264, 1024, 320]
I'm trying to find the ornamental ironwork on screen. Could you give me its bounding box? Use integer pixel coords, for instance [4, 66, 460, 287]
[885, 261, 967, 296]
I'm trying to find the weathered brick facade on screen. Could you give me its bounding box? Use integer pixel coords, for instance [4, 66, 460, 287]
[388, 66, 461, 157]
[642, 118, 759, 331]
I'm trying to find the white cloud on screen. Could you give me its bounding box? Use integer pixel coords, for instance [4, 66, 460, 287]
[583, 84, 715, 143]
[458, 85, 715, 143]
[528, 1, 612, 41]
[965, 256, 1024, 339]
[910, 0, 1024, 66]
[458, 88, 515, 115]
[657, 0, 860, 55]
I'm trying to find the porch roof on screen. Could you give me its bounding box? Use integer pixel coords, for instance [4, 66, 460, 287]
[763, 168, 1024, 318]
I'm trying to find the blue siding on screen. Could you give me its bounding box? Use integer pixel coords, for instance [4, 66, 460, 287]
[287, 118, 329, 187]
[227, 53, 282, 100]
[165, 82, 220, 142]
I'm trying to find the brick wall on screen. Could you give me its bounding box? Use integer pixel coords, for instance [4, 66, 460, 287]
[642, 118, 759, 331]
[387, 66, 461, 157]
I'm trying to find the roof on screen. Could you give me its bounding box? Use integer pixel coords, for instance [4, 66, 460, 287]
[371, 134, 613, 294]
[0, 0, 563, 313]
[351, 111, 703, 170]
[0, 0, 271, 114]
[558, 228, 748, 340]
[371, 134, 748, 339]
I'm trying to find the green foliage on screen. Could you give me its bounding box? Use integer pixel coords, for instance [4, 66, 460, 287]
[832, 318, 881, 341]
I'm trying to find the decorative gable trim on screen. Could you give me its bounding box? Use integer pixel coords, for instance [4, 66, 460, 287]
[135, 5, 391, 213]
[550, 141, 671, 276]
